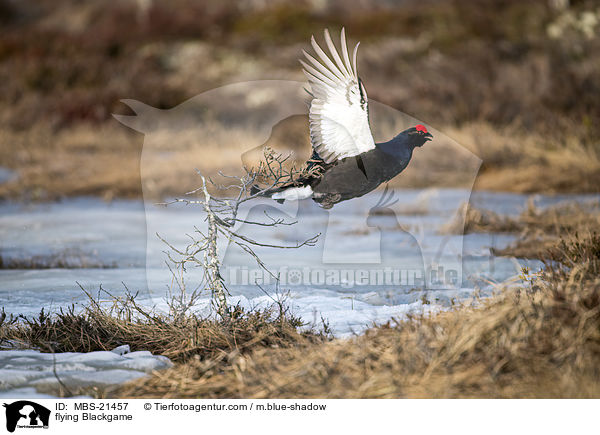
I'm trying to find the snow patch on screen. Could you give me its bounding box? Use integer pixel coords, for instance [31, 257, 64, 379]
[0, 346, 172, 397]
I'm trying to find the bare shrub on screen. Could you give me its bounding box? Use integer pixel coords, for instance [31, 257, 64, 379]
[158, 148, 319, 319]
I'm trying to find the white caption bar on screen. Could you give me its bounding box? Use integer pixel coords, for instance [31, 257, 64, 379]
[0, 399, 597, 435]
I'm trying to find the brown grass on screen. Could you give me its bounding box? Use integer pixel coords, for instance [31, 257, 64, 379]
[449, 123, 600, 194]
[116, 232, 600, 398]
[0, 124, 143, 201]
[1, 0, 599, 200]
[2, 119, 599, 201]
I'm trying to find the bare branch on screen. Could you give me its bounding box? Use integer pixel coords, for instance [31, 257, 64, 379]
[159, 147, 320, 319]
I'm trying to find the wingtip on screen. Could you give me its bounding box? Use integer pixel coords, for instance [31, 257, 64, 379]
[352, 41, 361, 76]
[310, 34, 321, 54]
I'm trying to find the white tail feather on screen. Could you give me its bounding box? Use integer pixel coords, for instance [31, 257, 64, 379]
[271, 185, 314, 201]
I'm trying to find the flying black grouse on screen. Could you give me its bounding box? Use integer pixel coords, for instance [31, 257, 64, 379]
[255, 29, 432, 209]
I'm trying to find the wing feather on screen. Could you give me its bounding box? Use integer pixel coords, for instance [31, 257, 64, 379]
[310, 36, 346, 82]
[301, 51, 340, 83]
[324, 29, 351, 77]
[352, 42, 360, 78]
[302, 29, 375, 163]
[299, 60, 337, 89]
[340, 28, 354, 77]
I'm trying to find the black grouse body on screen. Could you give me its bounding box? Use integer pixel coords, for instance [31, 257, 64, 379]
[253, 29, 433, 208]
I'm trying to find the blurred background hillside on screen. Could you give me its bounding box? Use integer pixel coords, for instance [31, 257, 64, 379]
[1, 0, 599, 200]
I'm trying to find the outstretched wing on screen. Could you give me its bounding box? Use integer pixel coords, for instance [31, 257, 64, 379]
[301, 28, 376, 164]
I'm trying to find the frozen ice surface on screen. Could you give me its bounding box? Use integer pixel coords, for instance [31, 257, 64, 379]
[0, 346, 172, 397]
[2, 190, 598, 327]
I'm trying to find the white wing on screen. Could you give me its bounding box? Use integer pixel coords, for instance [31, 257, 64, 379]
[301, 28, 376, 164]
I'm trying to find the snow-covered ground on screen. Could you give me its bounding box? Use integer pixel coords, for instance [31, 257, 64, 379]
[0, 188, 598, 397]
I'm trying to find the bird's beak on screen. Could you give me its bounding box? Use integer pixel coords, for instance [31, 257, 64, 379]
[424, 132, 433, 141]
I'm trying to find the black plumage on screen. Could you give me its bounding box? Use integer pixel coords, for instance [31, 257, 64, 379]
[259, 126, 432, 208]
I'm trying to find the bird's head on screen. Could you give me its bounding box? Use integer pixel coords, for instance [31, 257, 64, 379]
[406, 124, 433, 147]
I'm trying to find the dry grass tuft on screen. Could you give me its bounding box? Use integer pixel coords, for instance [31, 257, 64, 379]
[440, 202, 521, 234]
[441, 199, 600, 259]
[0, 291, 325, 365]
[493, 201, 600, 259]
